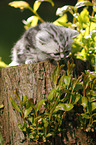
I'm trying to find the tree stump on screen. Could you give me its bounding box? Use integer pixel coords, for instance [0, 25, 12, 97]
[0, 61, 55, 145]
[0, 58, 95, 145]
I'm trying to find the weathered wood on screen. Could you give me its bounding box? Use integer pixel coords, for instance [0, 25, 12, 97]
[0, 61, 55, 145]
[0, 58, 95, 145]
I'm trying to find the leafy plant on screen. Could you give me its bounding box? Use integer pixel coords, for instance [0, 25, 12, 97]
[0, 132, 4, 145]
[80, 70, 96, 131]
[8, 0, 96, 70]
[10, 60, 96, 143]
[56, 0, 96, 70]
[9, 0, 54, 29]
[8, 0, 96, 143]
[0, 105, 4, 145]
[0, 104, 4, 109]
[0, 57, 8, 68]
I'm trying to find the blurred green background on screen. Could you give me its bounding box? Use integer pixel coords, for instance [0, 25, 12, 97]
[0, 0, 77, 64]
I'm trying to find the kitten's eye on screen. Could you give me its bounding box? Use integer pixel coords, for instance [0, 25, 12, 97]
[54, 52, 60, 55]
[26, 47, 30, 50]
[38, 38, 46, 45]
[66, 36, 68, 41]
[40, 42, 45, 45]
[26, 45, 30, 50]
[18, 54, 21, 59]
[36, 30, 50, 45]
[64, 50, 69, 55]
[39, 40, 46, 45]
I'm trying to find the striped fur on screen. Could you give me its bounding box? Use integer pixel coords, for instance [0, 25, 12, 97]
[9, 22, 79, 66]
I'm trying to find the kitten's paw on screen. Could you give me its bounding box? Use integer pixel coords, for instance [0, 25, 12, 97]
[25, 59, 35, 64]
[9, 61, 19, 66]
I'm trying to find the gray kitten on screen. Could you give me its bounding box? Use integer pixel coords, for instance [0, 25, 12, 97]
[9, 22, 79, 66]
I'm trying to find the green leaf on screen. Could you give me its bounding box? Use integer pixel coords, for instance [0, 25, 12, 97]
[75, 94, 81, 104]
[27, 98, 35, 108]
[56, 5, 74, 16]
[14, 89, 21, 102]
[89, 71, 96, 79]
[10, 97, 21, 113]
[53, 103, 73, 112]
[71, 42, 82, 54]
[91, 102, 96, 111]
[0, 132, 3, 145]
[75, 1, 93, 9]
[81, 113, 90, 119]
[18, 122, 27, 131]
[58, 75, 65, 86]
[46, 132, 55, 137]
[43, 136, 46, 142]
[36, 0, 54, 6]
[93, 5, 96, 12]
[93, 120, 96, 123]
[89, 16, 96, 22]
[71, 93, 81, 104]
[81, 97, 88, 108]
[34, 116, 42, 123]
[27, 116, 33, 123]
[74, 82, 83, 91]
[36, 99, 46, 112]
[53, 14, 68, 26]
[23, 16, 39, 29]
[90, 90, 96, 97]
[29, 133, 34, 139]
[64, 76, 71, 87]
[52, 65, 60, 86]
[53, 104, 65, 113]
[59, 75, 71, 87]
[78, 9, 89, 24]
[43, 118, 49, 127]
[29, 133, 39, 142]
[38, 127, 44, 131]
[0, 58, 8, 68]
[87, 102, 92, 113]
[9, 1, 30, 10]
[63, 103, 73, 111]
[92, 113, 96, 117]
[24, 107, 32, 118]
[21, 95, 28, 106]
[31, 16, 39, 27]
[47, 88, 56, 101]
[90, 30, 96, 38]
[0, 104, 4, 109]
[33, 1, 41, 12]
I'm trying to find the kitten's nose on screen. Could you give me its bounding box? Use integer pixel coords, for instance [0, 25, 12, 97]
[60, 53, 64, 58]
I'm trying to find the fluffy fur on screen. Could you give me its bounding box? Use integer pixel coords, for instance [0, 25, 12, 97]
[9, 22, 79, 66]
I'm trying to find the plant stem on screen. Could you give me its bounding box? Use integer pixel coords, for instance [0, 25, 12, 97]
[14, 90, 25, 122]
[28, 6, 45, 23]
[83, 86, 85, 97]
[73, 8, 78, 24]
[95, 54, 96, 72]
[49, 94, 60, 121]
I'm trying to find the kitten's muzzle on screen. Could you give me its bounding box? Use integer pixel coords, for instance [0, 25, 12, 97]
[50, 50, 69, 59]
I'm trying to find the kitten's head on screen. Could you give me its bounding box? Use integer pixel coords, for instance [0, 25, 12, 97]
[35, 23, 79, 60]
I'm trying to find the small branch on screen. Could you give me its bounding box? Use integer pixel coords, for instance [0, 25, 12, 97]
[28, 6, 45, 23]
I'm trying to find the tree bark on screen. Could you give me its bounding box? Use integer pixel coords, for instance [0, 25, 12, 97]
[0, 58, 95, 145]
[0, 61, 55, 145]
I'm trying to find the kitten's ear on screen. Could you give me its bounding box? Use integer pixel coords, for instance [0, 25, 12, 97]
[60, 26, 79, 38]
[67, 28, 79, 38]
